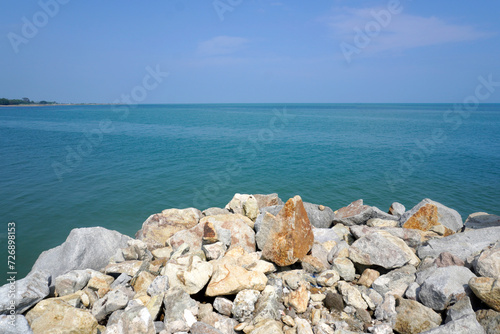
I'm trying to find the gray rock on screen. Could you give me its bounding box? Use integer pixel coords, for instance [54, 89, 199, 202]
[303, 202, 335, 228]
[418, 266, 476, 311]
[55, 269, 91, 297]
[374, 293, 396, 325]
[332, 257, 356, 282]
[372, 265, 416, 297]
[253, 284, 282, 323]
[103, 301, 155, 334]
[349, 231, 419, 269]
[465, 212, 500, 229]
[338, 281, 368, 310]
[399, 198, 463, 233]
[313, 228, 343, 244]
[110, 273, 132, 289]
[474, 245, 500, 278]
[475, 309, 500, 334]
[421, 314, 485, 334]
[417, 227, 500, 261]
[254, 205, 283, 233]
[92, 287, 130, 321]
[324, 291, 344, 312]
[0, 315, 33, 334]
[327, 240, 350, 263]
[405, 282, 420, 301]
[350, 225, 422, 248]
[0, 270, 50, 315]
[332, 199, 398, 226]
[434, 252, 465, 268]
[445, 296, 475, 323]
[213, 297, 233, 316]
[190, 321, 224, 334]
[232, 289, 260, 322]
[30, 227, 132, 287]
[163, 287, 198, 324]
[389, 202, 406, 217]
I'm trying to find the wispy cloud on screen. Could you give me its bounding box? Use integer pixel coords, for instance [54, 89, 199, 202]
[197, 36, 249, 57]
[325, 7, 493, 55]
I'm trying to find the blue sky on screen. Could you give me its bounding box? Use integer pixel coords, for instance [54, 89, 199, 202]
[1, 0, 499, 103]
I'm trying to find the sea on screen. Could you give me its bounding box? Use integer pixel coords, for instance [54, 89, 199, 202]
[1, 103, 499, 281]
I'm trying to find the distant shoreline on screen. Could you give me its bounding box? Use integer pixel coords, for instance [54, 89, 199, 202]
[0, 103, 122, 107]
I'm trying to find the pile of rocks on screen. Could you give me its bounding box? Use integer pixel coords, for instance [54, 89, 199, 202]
[1, 193, 500, 334]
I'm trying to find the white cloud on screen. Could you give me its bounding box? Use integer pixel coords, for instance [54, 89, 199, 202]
[325, 7, 493, 55]
[197, 36, 249, 57]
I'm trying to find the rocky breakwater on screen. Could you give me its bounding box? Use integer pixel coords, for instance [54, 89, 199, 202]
[1, 193, 500, 334]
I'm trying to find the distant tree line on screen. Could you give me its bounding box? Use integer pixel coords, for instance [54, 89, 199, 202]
[0, 97, 57, 105]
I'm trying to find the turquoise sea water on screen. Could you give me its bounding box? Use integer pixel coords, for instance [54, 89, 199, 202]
[1, 103, 499, 281]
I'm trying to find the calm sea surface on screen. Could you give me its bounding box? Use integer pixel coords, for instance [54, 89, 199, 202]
[1, 103, 499, 280]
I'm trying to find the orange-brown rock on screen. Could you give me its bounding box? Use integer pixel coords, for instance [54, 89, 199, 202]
[256, 195, 314, 266]
[402, 204, 454, 236]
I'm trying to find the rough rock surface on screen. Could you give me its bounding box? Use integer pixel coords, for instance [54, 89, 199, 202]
[302, 201, 335, 228]
[469, 277, 500, 312]
[256, 196, 314, 266]
[0, 271, 50, 315]
[394, 298, 442, 334]
[465, 212, 500, 229]
[332, 199, 398, 226]
[30, 227, 132, 286]
[0, 315, 33, 334]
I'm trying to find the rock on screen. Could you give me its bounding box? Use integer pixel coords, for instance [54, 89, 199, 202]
[327, 240, 350, 262]
[121, 239, 152, 261]
[324, 291, 344, 312]
[357, 269, 380, 288]
[372, 266, 416, 297]
[400, 199, 463, 235]
[253, 284, 282, 323]
[203, 207, 230, 216]
[389, 202, 406, 217]
[367, 218, 399, 228]
[405, 282, 420, 301]
[198, 311, 237, 334]
[26, 298, 98, 333]
[132, 271, 156, 297]
[371, 323, 394, 334]
[474, 246, 500, 278]
[104, 260, 143, 277]
[147, 275, 169, 296]
[333, 199, 398, 226]
[104, 301, 155, 334]
[465, 212, 500, 229]
[163, 287, 198, 324]
[475, 309, 500, 334]
[469, 277, 500, 312]
[434, 252, 465, 268]
[301, 255, 327, 274]
[251, 319, 284, 334]
[286, 283, 309, 313]
[135, 208, 201, 250]
[417, 227, 500, 261]
[256, 195, 314, 266]
[349, 231, 420, 269]
[232, 289, 260, 322]
[0, 270, 50, 315]
[151, 246, 172, 260]
[169, 214, 256, 253]
[445, 296, 475, 323]
[394, 298, 441, 334]
[145, 293, 163, 320]
[295, 318, 314, 334]
[213, 297, 233, 316]
[418, 266, 476, 311]
[205, 248, 268, 296]
[255, 205, 284, 233]
[302, 202, 335, 228]
[190, 321, 224, 334]
[161, 254, 213, 295]
[253, 193, 284, 209]
[0, 314, 33, 333]
[421, 314, 485, 334]
[203, 242, 227, 261]
[55, 269, 91, 297]
[332, 257, 356, 282]
[225, 193, 260, 221]
[338, 282, 368, 310]
[374, 293, 396, 325]
[350, 225, 423, 248]
[92, 287, 130, 321]
[317, 270, 340, 287]
[29, 227, 132, 287]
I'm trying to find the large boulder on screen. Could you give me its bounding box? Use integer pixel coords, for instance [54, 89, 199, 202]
[302, 202, 336, 228]
[465, 212, 500, 229]
[0, 270, 50, 315]
[474, 244, 500, 278]
[348, 231, 420, 269]
[26, 298, 98, 334]
[400, 199, 463, 235]
[30, 227, 132, 287]
[332, 199, 398, 226]
[169, 214, 256, 253]
[135, 208, 201, 250]
[256, 196, 314, 266]
[418, 266, 476, 311]
[469, 277, 500, 312]
[253, 193, 284, 208]
[417, 226, 500, 261]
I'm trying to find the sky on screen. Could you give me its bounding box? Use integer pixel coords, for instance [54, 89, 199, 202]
[1, 0, 499, 103]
